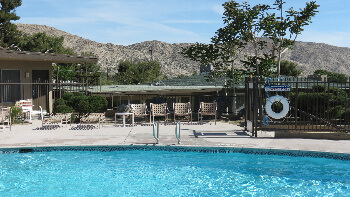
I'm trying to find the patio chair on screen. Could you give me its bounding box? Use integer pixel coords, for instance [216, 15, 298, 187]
[16, 99, 43, 121]
[130, 103, 151, 123]
[198, 102, 217, 125]
[0, 106, 11, 130]
[42, 113, 72, 127]
[80, 113, 105, 129]
[150, 103, 170, 123]
[173, 102, 192, 123]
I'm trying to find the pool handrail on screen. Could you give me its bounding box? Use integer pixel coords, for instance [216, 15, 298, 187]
[175, 121, 181, 144]
[152, 121, 159, 144]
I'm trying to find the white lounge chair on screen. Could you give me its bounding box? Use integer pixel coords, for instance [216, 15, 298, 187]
[0, 106, 11, 130]
[16, 99, 44, 121]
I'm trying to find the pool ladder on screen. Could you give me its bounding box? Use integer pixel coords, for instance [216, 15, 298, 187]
[153, 121, 159, 144]
[152, 121, 181, 144]
[175, 121, 181, 144]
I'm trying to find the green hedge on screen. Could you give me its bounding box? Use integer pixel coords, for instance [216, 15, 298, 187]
[53, 93, 108, 115]
[314, 70, 348, 83]
[290, 85, 348, 118]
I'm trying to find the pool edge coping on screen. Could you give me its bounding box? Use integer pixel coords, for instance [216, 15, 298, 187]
[1, 144, 350, 161]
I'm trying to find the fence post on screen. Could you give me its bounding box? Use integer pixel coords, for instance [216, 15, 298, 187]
[253, 77, 259, 137]
[295, 78, 298, 129]
[244, 77, 249, 131]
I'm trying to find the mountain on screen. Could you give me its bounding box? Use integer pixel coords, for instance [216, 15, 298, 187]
[16, 23, 350, 78]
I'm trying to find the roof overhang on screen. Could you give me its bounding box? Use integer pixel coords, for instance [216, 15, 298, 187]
[0, 48, 98, 64]
[88, 85, 223, 95]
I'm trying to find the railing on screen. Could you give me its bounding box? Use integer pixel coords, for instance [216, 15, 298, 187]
[175, 121, 181, 144]
[152, 121, 159, 144]
[0, 81, 87, 110]
[245, 76, 350, 136]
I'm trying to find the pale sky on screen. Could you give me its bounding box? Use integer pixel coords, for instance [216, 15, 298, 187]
[16, 0, 350, 48]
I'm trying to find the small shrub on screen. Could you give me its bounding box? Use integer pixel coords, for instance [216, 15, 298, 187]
[62, 92, 74, 106]
[10, 106, 22, 123]
[88, 95, 108, 112]
[54, 98, 66, 107]
[76, 100, 91, 115]
[53, 105, 72, 114]
[53, 93, 108, 116]
[327, 105, 345, 118]
[71, 93, 89, 113]
[312, 85, 326, 93]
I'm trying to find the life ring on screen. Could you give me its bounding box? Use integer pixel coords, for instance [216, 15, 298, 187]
[265, 95, 289, 119]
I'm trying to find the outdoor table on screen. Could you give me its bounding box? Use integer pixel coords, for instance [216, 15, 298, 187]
[115, 112, 134, 127]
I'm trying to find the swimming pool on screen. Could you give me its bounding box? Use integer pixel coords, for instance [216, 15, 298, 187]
[0, 146, 349, 196]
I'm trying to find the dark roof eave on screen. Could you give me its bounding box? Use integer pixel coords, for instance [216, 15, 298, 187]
[0, 49, 98, 64]
[89, 87, 224, 95]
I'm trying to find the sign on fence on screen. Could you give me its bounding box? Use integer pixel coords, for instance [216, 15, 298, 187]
[265, 85, 290, 91]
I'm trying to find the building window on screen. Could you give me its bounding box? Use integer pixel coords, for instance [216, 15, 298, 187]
[1, 69, 21, 103]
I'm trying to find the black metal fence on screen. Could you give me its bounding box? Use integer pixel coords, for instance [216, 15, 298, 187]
[0, 80, 89, 111]
[245, 77, 350, 137]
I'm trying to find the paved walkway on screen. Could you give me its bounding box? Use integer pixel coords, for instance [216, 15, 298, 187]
[1, 120, 350, 154]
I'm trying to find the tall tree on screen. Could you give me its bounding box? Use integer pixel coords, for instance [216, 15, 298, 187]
[182, 0, 319, 84]
[19, 32, 73, 54]
[280, 60, 302, 77]
[115, 60, 162, 85]
[0, 0, 22, 48]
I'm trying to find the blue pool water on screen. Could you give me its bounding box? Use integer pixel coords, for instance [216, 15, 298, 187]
[0, 148, 350, 196]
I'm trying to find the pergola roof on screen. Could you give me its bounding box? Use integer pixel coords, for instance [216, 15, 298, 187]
[0, 48, 98, 64]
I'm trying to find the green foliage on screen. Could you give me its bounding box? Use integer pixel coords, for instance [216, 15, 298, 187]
[10, 106, 21, 123]
[327, 105, 346, 118]
[313, 70, 328, 75]
[18, 32, 74, 54]
[70, 92, 89, 115]
[88, 95, 108, 113]
[53, 98, 71, 114]
[182, 0, 319, 84]
[62, 93, 74, 105]
[280, 60, 302, 77]
[99, 73, 116, 85]
[53, 93, 107, 116]
[114, 60, 162, 84]
[51, 52, 101, 84]
[314, 70, 348, 83]
[53, 105, 72, 114]
[312, 84, 326, 92]
[52, 54, 102, 84]
[290, 85, 348, 118]
[54, 98, 66, 106]
[271, 101, 283, 113]
[0, 0, 22, 48]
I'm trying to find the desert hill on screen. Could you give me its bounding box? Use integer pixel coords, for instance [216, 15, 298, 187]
[16, 23, 350, 78]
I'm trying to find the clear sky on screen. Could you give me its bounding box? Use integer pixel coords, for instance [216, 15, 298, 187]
[16, 0, 350, 48]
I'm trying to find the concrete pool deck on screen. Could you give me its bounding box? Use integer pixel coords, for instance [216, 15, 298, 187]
[1, 120, 350, 154]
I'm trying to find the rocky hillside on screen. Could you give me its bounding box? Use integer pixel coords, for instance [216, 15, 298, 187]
[16, 23, 350, 78]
